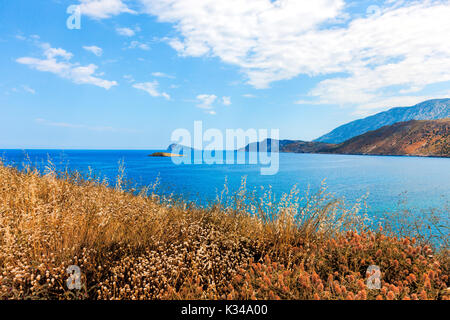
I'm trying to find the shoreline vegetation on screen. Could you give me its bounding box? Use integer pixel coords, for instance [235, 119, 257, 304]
[0, 161, 448, 300]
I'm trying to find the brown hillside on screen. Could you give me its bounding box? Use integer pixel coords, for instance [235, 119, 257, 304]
[325, 119, 450, 157]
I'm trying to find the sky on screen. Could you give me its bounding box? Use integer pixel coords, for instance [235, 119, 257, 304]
[0, 0, 449, 149]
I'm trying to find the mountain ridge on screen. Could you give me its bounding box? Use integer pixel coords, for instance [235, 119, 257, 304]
[323, 118, 449, 157]
[315, 98, 450, 144]
[238, 118, 449, 158]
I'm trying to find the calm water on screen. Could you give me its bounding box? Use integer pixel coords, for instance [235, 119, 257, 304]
[1, 149, 449, 219]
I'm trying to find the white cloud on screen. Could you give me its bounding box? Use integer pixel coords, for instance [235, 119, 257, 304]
[195, 94, 231, 113]
[79, 0, 135, 19]
[139, 0, 450, 113]
[123, 74, 135, 83]
[222, 96, 231, 106]
[294, 99, 324, 105]
[139, 0, 345, 87]
[133, 81, 170, 99]
[129, 40, 150, 50]
[116, 27, 136, 36]
[22, 85, 36, 94]
[17, 43, 117, 90]
[196, 94, 217, 110]
[152, 72, 174, 78]
[7, 85, 36, 95]
[15, 34, 40, 42]
[243, 94, 256, 98]
[44, 46, 73, 60]
[83, 45, 103, 56]
[35, 118, 115, 132]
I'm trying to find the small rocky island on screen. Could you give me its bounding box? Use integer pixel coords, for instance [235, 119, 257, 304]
[148, 152, 182, 157]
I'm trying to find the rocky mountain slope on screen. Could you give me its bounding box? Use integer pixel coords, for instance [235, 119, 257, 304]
[315, 99, 450, 144]
[323, 119, 449, 157]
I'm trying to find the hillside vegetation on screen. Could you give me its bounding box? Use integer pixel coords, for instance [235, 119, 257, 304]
[325, 119, 449, 157]
[0, 162, 448, 300]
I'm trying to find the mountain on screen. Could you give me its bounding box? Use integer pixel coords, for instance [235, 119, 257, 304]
[323, 119, 449, 157]
[239, 139, 335, 153]
[315, 99, 450, 144]
[278, 141, 335, 153]
[239, 119, 449, 157]
[240, 139, 296, 152]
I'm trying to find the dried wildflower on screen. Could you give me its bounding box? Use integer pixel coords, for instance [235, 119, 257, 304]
[357, 290, 367, 300]
[387, 291, 395, 300]
[357, 279, 365, 290]
[317, 283, 324, 292]
[333, 282, 342, 295]
[419, 290, 428, 300]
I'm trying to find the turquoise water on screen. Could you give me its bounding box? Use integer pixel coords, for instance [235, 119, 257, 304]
[1, 149, 449, 219]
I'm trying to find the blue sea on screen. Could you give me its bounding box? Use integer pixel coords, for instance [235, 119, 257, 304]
[1, 149, 449, 220]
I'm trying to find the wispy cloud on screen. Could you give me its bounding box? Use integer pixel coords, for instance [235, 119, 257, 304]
[140, 0, 450, 114]
[140, 0, 345, 87]
[152, 72, 174, 79]
[128, 40, 149, 50]
[196, 94, 217, 110]
[6, 85, 36, 95]
[196, 94, 230, 114]
[116, 27, 136, 37]
[22, 85, 36, 94]
[83, 45, 103, 56]
[133, 81, 170, 100]
[79, 0, 135, 19]
[16, 42, 117, 90]
[222, 96, 231, 106]
[35, 118, 116, 132]
[15, 34, 40, 42]
[123, 74, 135, 83]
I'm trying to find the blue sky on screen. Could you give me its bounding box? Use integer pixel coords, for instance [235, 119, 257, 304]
[0, 0, 449, 149]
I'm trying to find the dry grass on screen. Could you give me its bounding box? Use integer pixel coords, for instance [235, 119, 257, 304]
[0, 161, 448, 300]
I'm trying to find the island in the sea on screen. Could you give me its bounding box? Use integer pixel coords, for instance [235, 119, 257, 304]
[148, 152, 183, 157]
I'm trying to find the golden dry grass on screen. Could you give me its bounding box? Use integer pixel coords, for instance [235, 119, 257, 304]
[0, 161, 448, 300]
